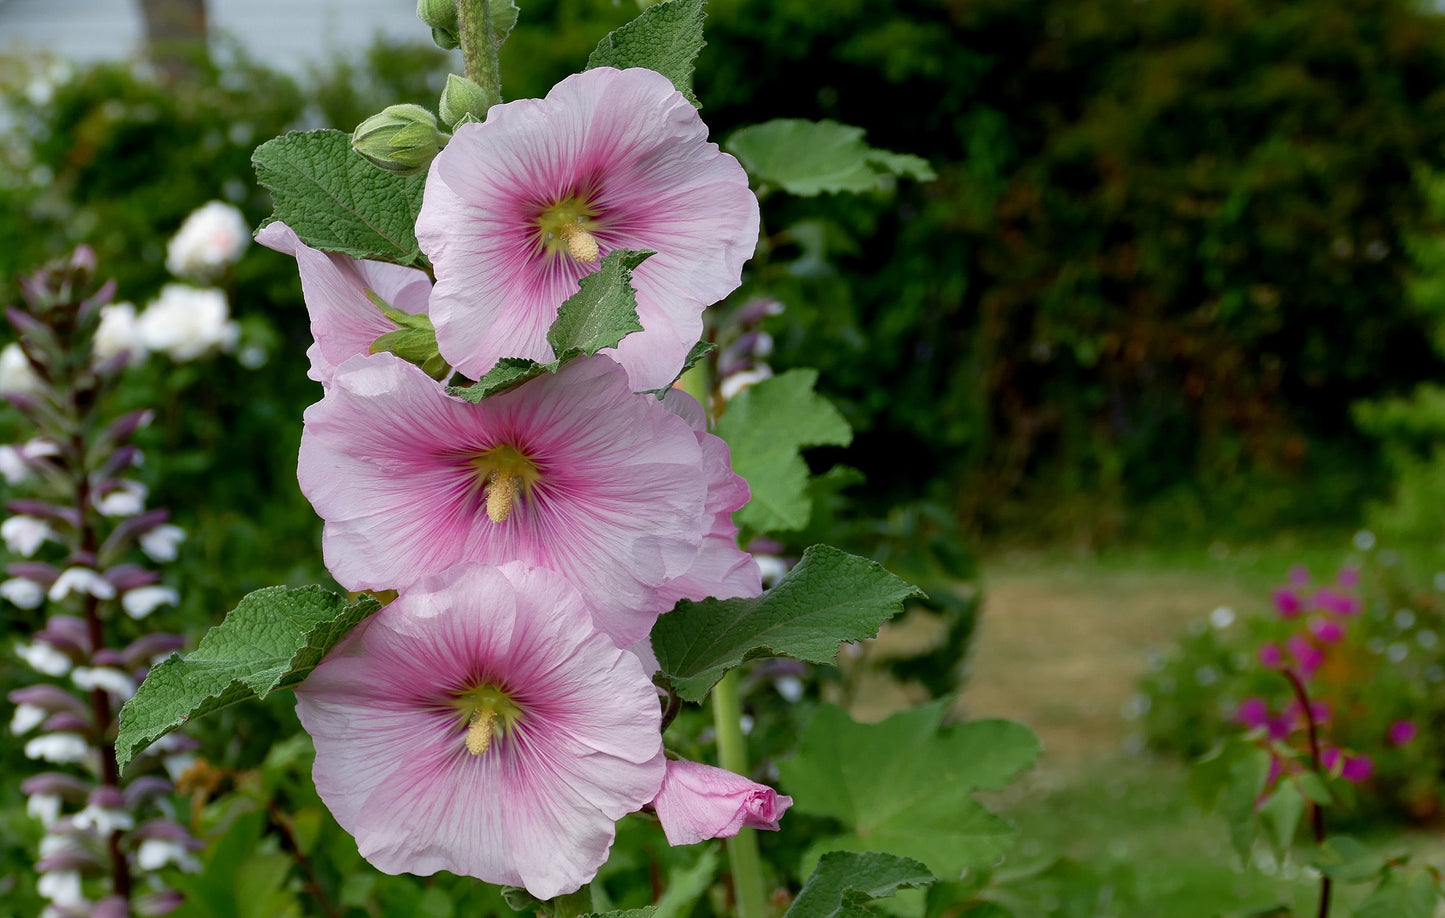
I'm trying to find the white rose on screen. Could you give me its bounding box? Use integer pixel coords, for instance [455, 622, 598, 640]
[165, 200, 250, 279]
[137, 285, 240, 362]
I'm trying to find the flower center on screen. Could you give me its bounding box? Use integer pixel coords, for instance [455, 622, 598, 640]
[453, 683, 523, 756]
[469, 444, 541, 524]
[536, 198, 602, 264]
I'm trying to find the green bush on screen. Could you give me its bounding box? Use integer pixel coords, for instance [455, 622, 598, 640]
[1141, 545, 1445, 825]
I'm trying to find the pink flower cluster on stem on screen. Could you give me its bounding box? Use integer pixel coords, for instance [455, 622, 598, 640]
[270, 64, 790, 899]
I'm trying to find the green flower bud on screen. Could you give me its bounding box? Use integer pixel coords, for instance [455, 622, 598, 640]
[439, 73, 496, 129]
[418, 0, 460, 49]
[351, 104, 448, 175]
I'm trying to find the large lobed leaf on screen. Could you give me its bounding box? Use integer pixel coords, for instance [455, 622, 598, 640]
[451, 249, 650, 402]
[778, 704, 1041, 880]
[253, 130, 427, 267]
[587, 0, 706, 107]
[651, 545, 921, 701]
[726, 119, 936, 197]
[715, 369, 851, 534]
[785, 852, 935, 918]
[116, 586, 381, 771]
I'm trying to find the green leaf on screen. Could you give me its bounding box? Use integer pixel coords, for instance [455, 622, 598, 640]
[1256, 779, 1303, 855]
[715, 368, 851, 534]
[644, 340, 717, 399]
[545, 249, 649, 357]
[490, 0, 520, 47]
[1311, 836, 1387, 883]
[587, 0, 705, 107]
[726, 120, 936, 196]
[1353, 867, 1440, 918]
[580, 911, 658, 918]
[652, 545, 922, 701]
[653, 848, 719, 918]
[253, 129, 427, 266]
[1221, 744, 1272, 862]
[116, 586, 382, 771]
[450, 249, 651, 403]
[778, 704, 1041, 879]
[785, 851, 935, 918]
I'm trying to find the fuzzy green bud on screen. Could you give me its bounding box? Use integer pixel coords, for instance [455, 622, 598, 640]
[418, 0, 460, 50]
[351, 104, 448, 175]
[439, 73, 495, 128]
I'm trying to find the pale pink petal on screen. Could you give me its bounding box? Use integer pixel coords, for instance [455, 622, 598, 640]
[652, 760, 793, 846]
[295, 563, 665, 898]
[298, 353, 711, 644]
[418, 67, 758, 391]
[256, 222, 432, 384]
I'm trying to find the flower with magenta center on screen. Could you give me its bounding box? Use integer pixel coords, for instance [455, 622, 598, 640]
[416, 66, 759, 391]
[299, 352, 745, 644]
[294, 562, 666, 898]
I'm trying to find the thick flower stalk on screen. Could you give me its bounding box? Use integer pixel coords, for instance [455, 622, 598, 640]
[416, 66, 759, 392]
[297, 351, 756, 646]
[294, 561, 666, 898]
[3, 251, 200, 916]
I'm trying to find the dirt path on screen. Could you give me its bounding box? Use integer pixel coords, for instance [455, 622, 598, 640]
[957, 565, 1259, 763]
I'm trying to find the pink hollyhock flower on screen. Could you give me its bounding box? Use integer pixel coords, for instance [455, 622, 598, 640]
[256, 222, 433, 384]
[299, 352, 727, 645]
[1388, 719, 1419, 746]
[416, 66, 759, 391]
[651, 759, 792, 846]
[655, 390, 760, 605]
[1272, 587, 1303, 619]
[294, 562, 666, 898]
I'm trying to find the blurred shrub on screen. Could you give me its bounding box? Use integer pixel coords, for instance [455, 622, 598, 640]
[1140, 546, 1445, 825]
[684, 0, 1445, 540]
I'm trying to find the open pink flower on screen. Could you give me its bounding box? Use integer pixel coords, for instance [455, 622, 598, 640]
[294, 562, 666, 898]
[656, 390, 760, 606]
[256, 222, 433, 384]
[416, 67, 759, 391]
[299, 352, 722, 644]
[651, 759, 792, 846]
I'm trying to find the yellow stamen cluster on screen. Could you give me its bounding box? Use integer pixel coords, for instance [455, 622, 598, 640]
[470, 444, 540, 525]
[558, 223, 600, 264]
[454, 684, 523, 757]
[536, 197, 602, 264]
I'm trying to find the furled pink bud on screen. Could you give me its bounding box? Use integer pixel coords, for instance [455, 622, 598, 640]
[651, 759, 793, 846]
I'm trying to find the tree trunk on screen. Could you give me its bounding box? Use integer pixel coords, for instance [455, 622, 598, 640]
[135, 0, 210, 83]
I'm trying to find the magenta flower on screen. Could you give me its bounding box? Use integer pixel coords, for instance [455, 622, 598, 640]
[294, 562, 666, 898]
[1311, 588, 1361, 617]
[299, 352, 729, 645]
[1388, 719, 1419, 746]
[651, 759, 792, 846]
[1288, 564, 1311, 587]
[1258, 642, 1284, 669]
[1308, 617, 1346, 644]
[1320, 747, 1373, 784]
[1286, 634, 1324, 679]
[1272, 587, 1303, 619]
[416, 67, 759, 391]
[1235, 697, 1270, 729]
[256, 222, 433, 384]
[1336, 565, 1360, 588]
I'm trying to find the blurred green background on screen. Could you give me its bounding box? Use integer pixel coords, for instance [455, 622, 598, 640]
[6, 1, 1445, 914]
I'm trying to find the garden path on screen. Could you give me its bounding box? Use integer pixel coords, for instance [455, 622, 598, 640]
[957, 563, 1258, 763]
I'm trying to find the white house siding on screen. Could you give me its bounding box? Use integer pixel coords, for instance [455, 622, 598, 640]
[0, 0, 431, 76]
